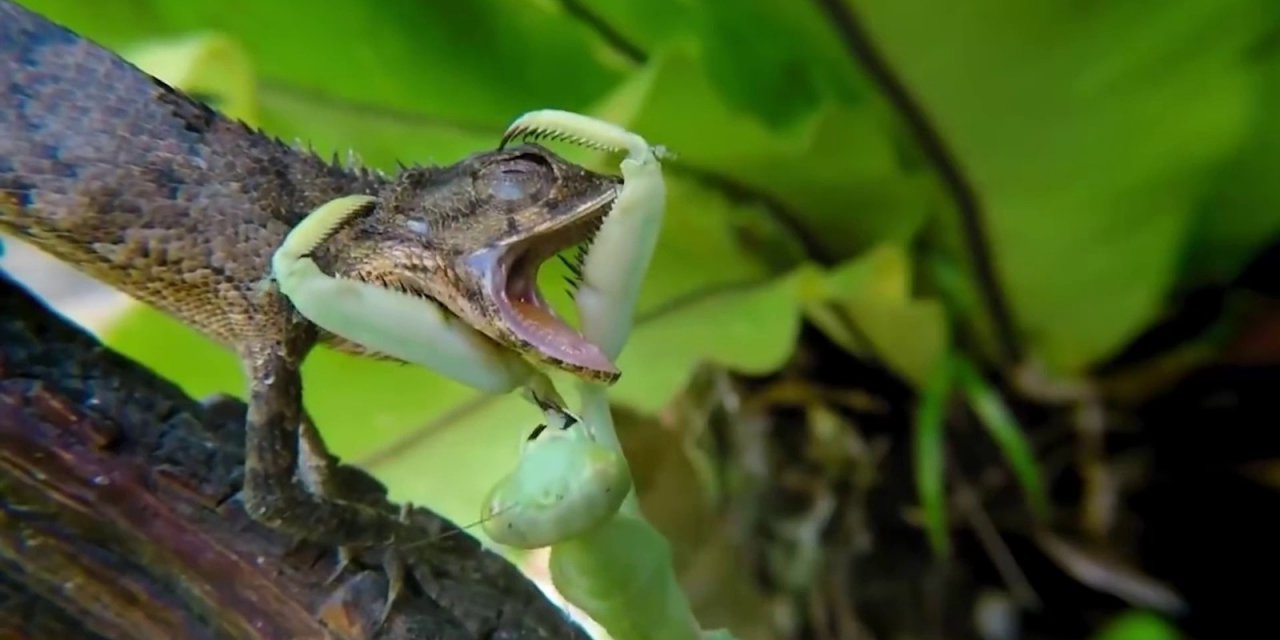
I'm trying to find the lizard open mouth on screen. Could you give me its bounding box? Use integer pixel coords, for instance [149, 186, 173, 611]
[468, 189, 619, 381]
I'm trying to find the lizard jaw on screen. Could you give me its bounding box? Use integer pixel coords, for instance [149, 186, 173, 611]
[468, 194, 620, 382]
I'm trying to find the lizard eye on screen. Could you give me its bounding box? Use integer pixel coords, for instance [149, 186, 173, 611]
[480, 155, 550, 202]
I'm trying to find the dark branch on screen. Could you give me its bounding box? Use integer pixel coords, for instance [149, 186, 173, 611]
[0, 272, 588, 640]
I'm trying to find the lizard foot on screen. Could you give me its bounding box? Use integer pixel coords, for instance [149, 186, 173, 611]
[325, 544, 356, 585]
[320, 505, 413, 634]
[376, 509, 411, 627]
[297, 418, 412, 627]
[199, 391, 414, 631]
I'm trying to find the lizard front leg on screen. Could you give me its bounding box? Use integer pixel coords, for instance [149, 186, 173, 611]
[238, 325, 409, 548]
[238, 321, 422, 626]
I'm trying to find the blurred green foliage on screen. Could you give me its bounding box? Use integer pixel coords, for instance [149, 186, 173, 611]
[1092, 611, 1182, 640]
[17, 0, 1280, 600]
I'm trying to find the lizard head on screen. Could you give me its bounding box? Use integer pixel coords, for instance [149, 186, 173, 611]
[325, 144, 622, 383]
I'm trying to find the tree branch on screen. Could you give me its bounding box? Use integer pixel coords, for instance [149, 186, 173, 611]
[0, 272, 588, 640]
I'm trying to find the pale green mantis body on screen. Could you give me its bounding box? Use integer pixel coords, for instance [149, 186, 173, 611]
[274, 110, 736, 640]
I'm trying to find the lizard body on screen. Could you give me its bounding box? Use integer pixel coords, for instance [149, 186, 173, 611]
[0, 1, 376, 347]
[1, 0, 621, 556]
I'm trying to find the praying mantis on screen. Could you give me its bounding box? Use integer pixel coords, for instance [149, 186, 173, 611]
[275, 110, 737, 640]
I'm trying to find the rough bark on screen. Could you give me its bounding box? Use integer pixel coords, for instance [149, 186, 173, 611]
[0, 272, 588, 640]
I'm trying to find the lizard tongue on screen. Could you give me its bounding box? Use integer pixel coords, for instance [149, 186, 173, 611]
[495, 252, 618, 377]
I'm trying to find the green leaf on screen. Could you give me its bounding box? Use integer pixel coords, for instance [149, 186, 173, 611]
[575, 0, 875, 122]
[1092, 611, 1181, 640]
[854, 0, 1275, 372]
[24, 0, 624, 130]
[103, 306, 244, 401]
[1184, 47, 1280, 284]
[359, 392, 535, 531]
[611, 267, 815, 414]
[593, 46, 930, 263]
[691, 0, 872, 125]
[914, 354, 953, 557]
[568, 0, 692, 56]
[254, 86, 495, 173]
[110, 13, 510, 175]
[954, 357, 1048, 520]
[622, 174, 776, 316]
[806, 245, 950, 387]
[124, 33, 259, 124]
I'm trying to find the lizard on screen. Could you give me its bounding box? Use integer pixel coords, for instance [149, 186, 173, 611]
[0, 0, 635, 590]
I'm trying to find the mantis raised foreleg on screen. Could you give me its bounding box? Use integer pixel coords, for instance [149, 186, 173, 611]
[483, 111, 736, 640]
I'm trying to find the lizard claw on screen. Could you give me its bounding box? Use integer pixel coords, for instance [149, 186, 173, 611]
[325, 545, 356, 585]
[378, 544, 408, 628]
[293, 414, 411, 629]
[318, 506, 413, 633]
[375, 503, 413, 630]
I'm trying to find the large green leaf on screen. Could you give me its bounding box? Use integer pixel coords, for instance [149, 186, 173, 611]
[595, 46, 929, 264]
[692, 0, 871, 125]
[24, 0, 623, 129]
[577, 0, 874, 121]
[613, 267, 814, 413]
[632, 175, 776, 311]
[806, 245, 949, 387]
[126, 32, 259, 123]
[1092, 611, 1181, 640]
[1184, 47, 1280, 284]
[568, 0, 691, 56]
[854, 0, 1275, 372]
